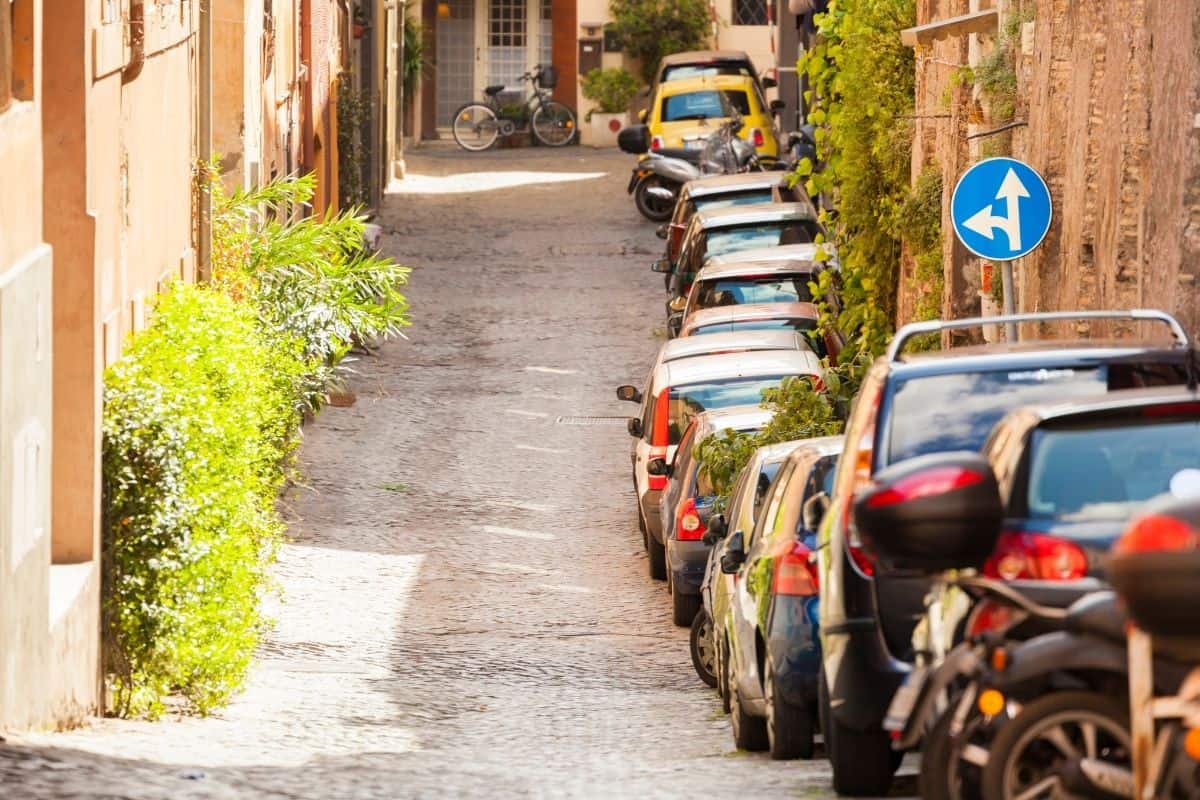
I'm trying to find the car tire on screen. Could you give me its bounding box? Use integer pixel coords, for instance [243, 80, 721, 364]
[764, 658, 815, 760]
[633, 175, 676, 222]
[822, 673, 895, 796]
[917, 709, 956, 800]
[730, 676, 768, 752]
[672, 584, 701, 627]
[647, 535, 666, 580]
[689, 609, 718, 688]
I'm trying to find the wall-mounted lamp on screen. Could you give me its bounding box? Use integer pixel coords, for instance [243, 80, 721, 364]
[580, 20, 604, 36]
[437, 1, 451, 18]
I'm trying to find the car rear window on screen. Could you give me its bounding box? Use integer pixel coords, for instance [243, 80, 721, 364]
[662, 90, 750, 122]
[1023, 418, 1200, 522]
[692, 318, 819, 335]
[662, 65, 754, 82]
[666, 375, 789, 444]
[704, 221, 820, 258]
[693, 189, 774, 213]
[693, 275, 815, 308]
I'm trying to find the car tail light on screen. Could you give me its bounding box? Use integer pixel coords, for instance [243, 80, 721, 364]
[848, 544, 876, 577]
[965, 598, 1016, 637]
[648, 390, 671, 491]
[1115, 513, 1199, 554]
[676, 497, 706, 541]
[651, 135, 664, 151]
[750, 128, 765, 148]
[865, 466, 985, 510]
[983, 531, 1089, 581]
[773, 542, 819, 595]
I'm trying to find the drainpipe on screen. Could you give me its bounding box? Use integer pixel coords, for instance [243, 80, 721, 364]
[122, 0, 145, 83]
[197, 0, 213, 280]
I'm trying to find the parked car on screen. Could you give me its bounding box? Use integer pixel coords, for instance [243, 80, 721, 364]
[678, 301, 824, 347]
[644, 75, 779, 162]
[658, 406, 774, 625]
[655, 203, 823, 309]
[657, 173, 801, 265]
[651, 50, 764, 96]
[616, 348, 825, 581]
[814, 309, 1191, 797]
[656, 329, 816, 364]
[715, 436, 842, 758]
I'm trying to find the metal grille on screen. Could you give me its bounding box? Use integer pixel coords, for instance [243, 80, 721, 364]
[436, 0, 476, 125]
[732, 0, 769, 26]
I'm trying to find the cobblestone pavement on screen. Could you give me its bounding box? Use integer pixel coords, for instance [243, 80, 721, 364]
[0, 145, 915, 799]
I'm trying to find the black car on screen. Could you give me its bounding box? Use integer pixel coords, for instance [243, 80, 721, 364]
[814, 309, 1192, 797]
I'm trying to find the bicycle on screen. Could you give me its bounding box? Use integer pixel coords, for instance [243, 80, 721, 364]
[451, 64, 577, 151]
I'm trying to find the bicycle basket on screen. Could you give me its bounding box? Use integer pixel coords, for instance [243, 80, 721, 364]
[537, 65, 559, 89]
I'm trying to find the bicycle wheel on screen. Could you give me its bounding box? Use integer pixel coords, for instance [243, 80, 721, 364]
[452, 104, 500, 151]
[531, 101, 576, 147]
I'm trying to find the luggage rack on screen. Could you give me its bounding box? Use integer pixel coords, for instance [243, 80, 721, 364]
[886, 309, 1190, 363]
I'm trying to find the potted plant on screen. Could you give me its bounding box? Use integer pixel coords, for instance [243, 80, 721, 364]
[580, 67, 640, 148]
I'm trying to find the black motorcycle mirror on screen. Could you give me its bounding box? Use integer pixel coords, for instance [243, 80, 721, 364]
[618, 124, 650, 154]
[852, 451, 1004, 573]
[720, 530, 746, 573]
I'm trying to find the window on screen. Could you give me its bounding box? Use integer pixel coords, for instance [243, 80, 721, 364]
[703, 220, 819, 259]
[733, 0, 770, 26]
[0, 0, 32, 111]
[692, 189, 774, 212]
[100, 0, 120, 25]
[0, 0, 11, 112]
[692, 274, 815, 309]
[538, 0, 551, 68]
[661, 90, 749, 122]
[667, 375, 789, 443]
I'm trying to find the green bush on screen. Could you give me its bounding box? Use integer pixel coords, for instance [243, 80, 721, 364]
[607, 0, 711, 84]
[580, 67, 641, 114]
[103, 284, 304, 717]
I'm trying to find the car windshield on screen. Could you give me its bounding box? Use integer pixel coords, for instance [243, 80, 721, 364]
[663, 65, 754, 82]
[662, 90, 750, 122]
[1024, 418, 1200, 522]
[693, 275, 815, 309]
[704, 221, 819, 258]
[693, 190, 774, 213]
[887, 367, 1110, 463]
[692, 318, 819, 335]
[666, 375, 788, 444]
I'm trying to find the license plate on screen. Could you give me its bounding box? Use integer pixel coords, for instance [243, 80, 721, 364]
[884, 665, 928, 732]
[685, 140, 704, 151]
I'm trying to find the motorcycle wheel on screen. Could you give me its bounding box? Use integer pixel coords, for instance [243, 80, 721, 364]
[633, 176, 676, 222]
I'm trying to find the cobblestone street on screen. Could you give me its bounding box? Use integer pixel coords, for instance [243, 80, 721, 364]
[0, 147, 914, 799]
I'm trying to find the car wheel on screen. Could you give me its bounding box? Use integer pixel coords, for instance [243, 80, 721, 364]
[647, 535, 666, 580]
[823, 672, 896, 796]
[980, 691, 1129, 800]
[764, 657, 814, 760]
[690, 609, 718, 688]
[672, 584, 701, 627]
[919, 701, 991, 800]
[730, 675, 768, 751]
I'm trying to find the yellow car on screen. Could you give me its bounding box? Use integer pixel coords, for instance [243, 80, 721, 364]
[644, 74, 779, 162]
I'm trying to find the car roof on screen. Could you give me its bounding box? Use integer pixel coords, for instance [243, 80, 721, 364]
[705, 243, 831, 267]
[695, 253, 823, 281]
[756, 439, 809, 464]
[660, 329, 806, 362]
[659, 74, 758, 96]
[682, 301, 821, 332]
[885, 341, 1189, 380]
[780, 434, 845, 464]
[1017, 386, 1200, 425]
[660, 50, 753, 68]
[694, 202, 818, 229]
[691, 404, 774, 438]
[660, 348, 822, 386]
[682, 172, 785, 198]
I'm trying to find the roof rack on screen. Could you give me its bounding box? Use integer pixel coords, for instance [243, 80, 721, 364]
[886, 309, 1190, 363]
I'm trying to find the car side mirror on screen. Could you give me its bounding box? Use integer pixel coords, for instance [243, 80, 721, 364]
[707, 514, 727, 539]
[638, 108, 648, 122]
[627, 418, 643, 438]
[646, 457, 672, 477]
[656, 224, 669, 240]
[761, 76, 777, 89]
[651, 259, 671, 274]
[667, 312, 683, 339]
[802, 491, 830, 532]
[720, 530, 746, 573]
[769, 99, 785, 114]
[616, 384, 642, 403]
[668, 295, 688, 312]
[618, 124, 650, 154]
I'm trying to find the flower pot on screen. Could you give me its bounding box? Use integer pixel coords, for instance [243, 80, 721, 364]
[589, 112, 629, 149]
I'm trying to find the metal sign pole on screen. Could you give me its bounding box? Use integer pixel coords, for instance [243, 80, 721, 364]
[1001, 262, 1017, 342]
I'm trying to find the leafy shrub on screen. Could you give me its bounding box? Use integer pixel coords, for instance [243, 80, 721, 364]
[580, 67, 641, 114]
[607, 0, 711, 84]
[103, 284, 305, 717]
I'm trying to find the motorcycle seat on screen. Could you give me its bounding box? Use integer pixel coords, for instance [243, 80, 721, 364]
[484, 85, 505, 97]
[653, 148, 702, 164]
[1064, 591, 1126, 643]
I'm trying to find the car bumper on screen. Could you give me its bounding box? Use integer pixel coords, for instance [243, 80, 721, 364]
[823, 621, 909, 733]
[767, 595, 822, 708]
[640, 486, 664, 543]
[666, 537, 710, 595]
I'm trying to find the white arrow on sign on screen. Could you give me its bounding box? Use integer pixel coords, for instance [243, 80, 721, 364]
[962, 168, 1030, 252]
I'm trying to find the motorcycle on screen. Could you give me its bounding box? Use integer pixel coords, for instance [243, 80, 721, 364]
[618, 116, 765, 222]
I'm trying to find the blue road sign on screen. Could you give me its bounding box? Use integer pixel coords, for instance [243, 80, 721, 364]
[951, 157, 1052, 262]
